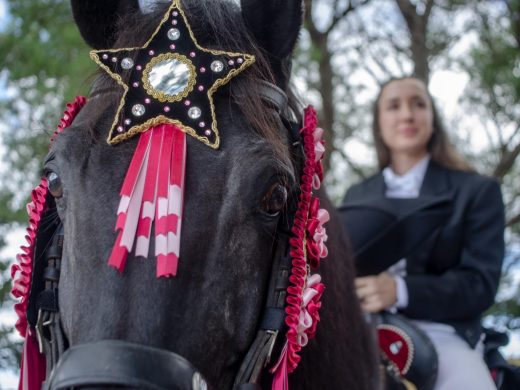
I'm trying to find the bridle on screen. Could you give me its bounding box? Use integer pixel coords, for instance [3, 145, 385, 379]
[27, 79, 307, 390]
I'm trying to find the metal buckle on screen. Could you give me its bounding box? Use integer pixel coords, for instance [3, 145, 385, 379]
[264, 330, 278, 366]
[36, 309, 53, 354]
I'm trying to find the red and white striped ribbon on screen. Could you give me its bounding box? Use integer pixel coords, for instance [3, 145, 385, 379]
[108, 124, 187, 277]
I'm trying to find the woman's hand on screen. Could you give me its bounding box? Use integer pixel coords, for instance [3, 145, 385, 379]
[355, 272, 397, 313]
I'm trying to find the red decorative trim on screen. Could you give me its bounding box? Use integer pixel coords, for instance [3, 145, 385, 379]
[378, 324, 414, 375]
[10, 96, 86, 390]
[10, 180, 49, 337]
[51, 96, 87, 143]
[11, 96, 86, 336]
[271, 107, 328, 390]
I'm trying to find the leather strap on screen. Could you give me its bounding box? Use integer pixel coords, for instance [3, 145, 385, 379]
[232, 84, 301, 388]
[233, 231, 293, 388]
[88, 77, 289, 116]
[44, 340, 212, 390]
[236, 384, 262, 390]
[33, 222, 66, 376]
[256, 80, 288, 114]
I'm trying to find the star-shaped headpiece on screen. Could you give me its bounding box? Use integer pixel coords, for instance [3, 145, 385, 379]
[90, 0, 255, 148]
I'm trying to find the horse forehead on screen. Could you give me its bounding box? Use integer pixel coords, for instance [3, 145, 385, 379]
[219, 109, 294, 176]
[53, 91, 293, 191]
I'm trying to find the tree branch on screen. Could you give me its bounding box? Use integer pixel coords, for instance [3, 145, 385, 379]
[335, 146, 370, 180]
[424, 0, 435, 21]
[506, 0, 520, 47]
[493, 140, 520, 179]
[304, 0, 322, 41]
[326, 0, 371, 35]
[395, 0, 416, 29]
[507, 212, 520, 227]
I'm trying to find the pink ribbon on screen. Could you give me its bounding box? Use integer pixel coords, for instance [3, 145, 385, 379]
[312, 127, 325, 190]
[297, 274, 323, 347]
[306, 197, 330, 269]
[313, 127, 325, 162]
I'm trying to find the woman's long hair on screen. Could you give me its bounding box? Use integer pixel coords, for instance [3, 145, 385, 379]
[372, 76, 473, 172]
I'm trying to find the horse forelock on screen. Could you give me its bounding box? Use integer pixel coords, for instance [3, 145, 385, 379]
[84, 0, 298, 170]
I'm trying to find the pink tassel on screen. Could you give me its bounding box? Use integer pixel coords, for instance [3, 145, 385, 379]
[157, 126, 186, 277]
[18, 330, 45, 390]
[108, 124, 187, 277]
[135, 126, 164, 257]
[109, 130, 152, 270]
[271, 343, 290, 390]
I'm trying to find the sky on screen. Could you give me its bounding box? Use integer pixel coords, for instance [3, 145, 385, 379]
[0, 0, 7, 32]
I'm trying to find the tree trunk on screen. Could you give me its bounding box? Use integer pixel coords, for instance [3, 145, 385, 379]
[304, 0, 343, 174]
[395, 0, 432, 82]
[316, 36, 335, 174]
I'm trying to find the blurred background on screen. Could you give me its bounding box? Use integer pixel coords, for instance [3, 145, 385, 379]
[0, 0, 518, 388]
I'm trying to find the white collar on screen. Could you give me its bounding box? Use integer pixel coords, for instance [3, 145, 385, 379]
[383, 155, 431, 196]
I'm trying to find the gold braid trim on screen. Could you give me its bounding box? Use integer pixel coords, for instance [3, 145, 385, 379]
[89, 0, 255, 149]
[402, 378, 418, 390]
[142, 53, 196, 103]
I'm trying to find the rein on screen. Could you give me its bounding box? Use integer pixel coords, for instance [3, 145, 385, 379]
[17, 80, 319, 390]
[233, 82, 302, 390]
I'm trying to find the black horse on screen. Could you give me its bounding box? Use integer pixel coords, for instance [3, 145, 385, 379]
[25, 0, 379, 388]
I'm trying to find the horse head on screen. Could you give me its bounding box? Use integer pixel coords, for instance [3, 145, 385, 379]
[13, 1, 380, 389]
[47, 0, 311, 387]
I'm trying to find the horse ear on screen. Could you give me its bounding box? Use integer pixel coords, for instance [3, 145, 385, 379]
[70, 0, 141, 49]
[241, 0, 303, 64]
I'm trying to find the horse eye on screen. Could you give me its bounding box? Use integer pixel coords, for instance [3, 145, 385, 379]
[46, 171, 63, 198]
[261, 183, 288, 216]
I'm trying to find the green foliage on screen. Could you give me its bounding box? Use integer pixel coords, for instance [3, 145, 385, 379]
[465, 0, 520, 124]
[452, 0, 520, 335]
[0, 0, 94, 217]
[0, 0, 94, 97]
[487, 298, 520, 329]
[0, 0, 94, 375]
[0, 255, 11, 302]
[0, 254, 22, 373]
[0, 325, 21, 373]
